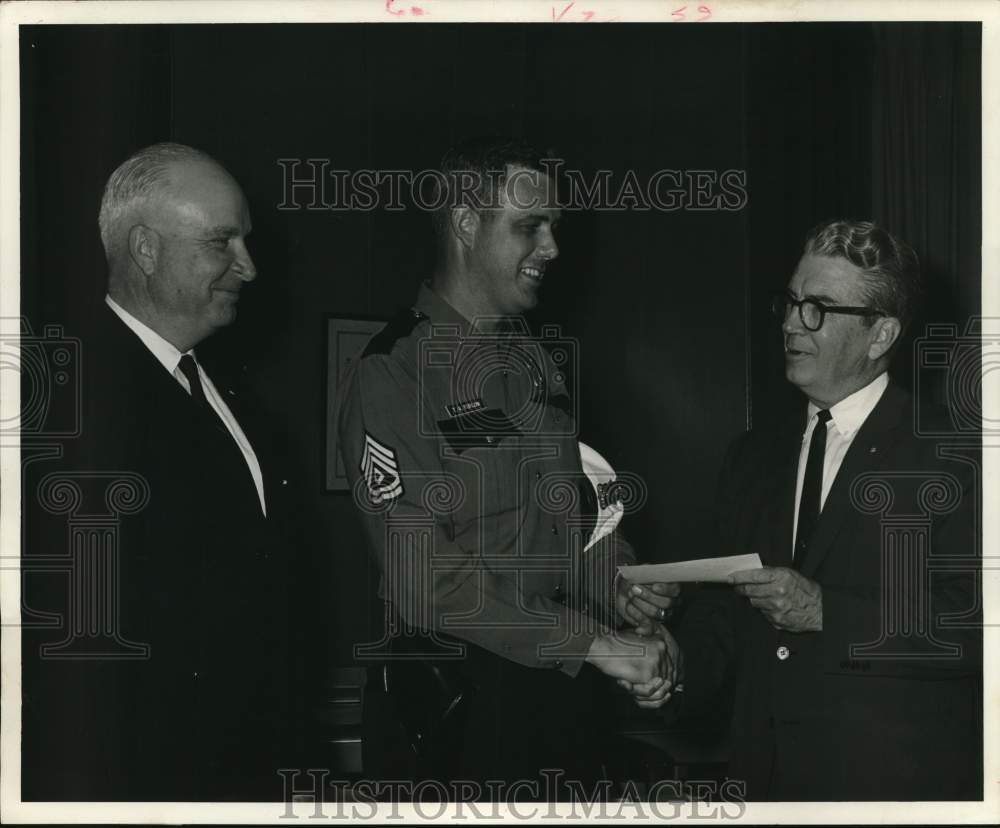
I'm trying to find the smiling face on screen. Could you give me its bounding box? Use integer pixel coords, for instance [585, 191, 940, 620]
[466, 166, 560, 317]
[145, 159, 257, 349]
[782, 253, 892, 407]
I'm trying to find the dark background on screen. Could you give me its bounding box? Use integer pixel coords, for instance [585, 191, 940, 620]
[20, 22, 981, 673]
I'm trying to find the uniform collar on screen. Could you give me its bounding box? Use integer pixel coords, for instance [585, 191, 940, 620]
[413, 282, 526, 338]
[414, 282, 472, 337]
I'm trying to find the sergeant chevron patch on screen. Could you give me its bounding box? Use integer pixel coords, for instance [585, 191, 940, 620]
[361, 432, 403, 503]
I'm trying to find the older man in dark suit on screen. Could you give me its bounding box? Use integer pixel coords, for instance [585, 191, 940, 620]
[22, 143, 302, 801]
[627, 220, 982, 800]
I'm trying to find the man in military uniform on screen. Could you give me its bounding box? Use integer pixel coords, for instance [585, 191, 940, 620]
[337, 138, 680, 798]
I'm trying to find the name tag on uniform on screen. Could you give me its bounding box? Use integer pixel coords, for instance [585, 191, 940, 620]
[437, 408, 520, 453]
[445, 398, 485, 418]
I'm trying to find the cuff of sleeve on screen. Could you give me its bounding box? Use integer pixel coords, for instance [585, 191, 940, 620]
[537, 625, 598, 678]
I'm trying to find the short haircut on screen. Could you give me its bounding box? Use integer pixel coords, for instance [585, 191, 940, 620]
[803, 219, 922, 334]
[98, 142, 219, 261]
[430, 136, 560, 247]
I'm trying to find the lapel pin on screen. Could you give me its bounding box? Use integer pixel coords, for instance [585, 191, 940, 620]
[869, 446, 877, 453]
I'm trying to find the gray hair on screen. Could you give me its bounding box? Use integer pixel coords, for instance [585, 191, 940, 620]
[803, 219, 922, 335]
[98, 142, 218, 261]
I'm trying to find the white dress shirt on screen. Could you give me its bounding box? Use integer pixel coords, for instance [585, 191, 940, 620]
[791, 372, 888, 554]
[106, 296, 267, 516]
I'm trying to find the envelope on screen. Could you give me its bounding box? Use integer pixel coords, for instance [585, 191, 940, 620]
[618, 553, 763, 584]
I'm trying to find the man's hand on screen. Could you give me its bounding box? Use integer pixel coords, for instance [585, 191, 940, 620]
[616, 577, 680, 632]
[586, 630, 668, 685]
[617, 624, 685, 710]
[728, 566, 822, 632]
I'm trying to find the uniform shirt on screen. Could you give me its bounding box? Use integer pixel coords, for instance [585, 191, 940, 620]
[792, 372, 889, 552]
[337, 283, 635, 677]
[105, 295, 267, 516]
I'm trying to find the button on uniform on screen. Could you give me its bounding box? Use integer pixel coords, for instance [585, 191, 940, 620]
[776, 645, 790, 661]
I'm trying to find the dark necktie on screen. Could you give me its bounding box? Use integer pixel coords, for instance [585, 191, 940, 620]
[793, 408, 832, 567]
[177, 353, 262, 513]
[177, 354, 210, 408]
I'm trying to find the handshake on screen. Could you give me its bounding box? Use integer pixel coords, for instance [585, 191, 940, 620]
[585, 578, 683, 710]
[583, 565, 824, 708]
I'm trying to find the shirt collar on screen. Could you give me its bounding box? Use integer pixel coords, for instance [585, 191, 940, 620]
[413, 283, 530, 338]
[105, 295, 195, 375]
[413, 283, 471, 336]
[807, 372, 889, 438]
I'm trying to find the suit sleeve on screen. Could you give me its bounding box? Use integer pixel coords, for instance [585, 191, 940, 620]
[337, 351, 601, 677]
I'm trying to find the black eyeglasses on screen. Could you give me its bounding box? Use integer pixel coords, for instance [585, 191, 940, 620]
[770, 290, 886, 332]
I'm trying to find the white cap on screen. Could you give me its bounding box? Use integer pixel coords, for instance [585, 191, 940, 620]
[579, 441, 624, 550]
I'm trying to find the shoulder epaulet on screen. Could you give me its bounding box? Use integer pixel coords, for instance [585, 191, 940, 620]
[362, 308, 428, 357]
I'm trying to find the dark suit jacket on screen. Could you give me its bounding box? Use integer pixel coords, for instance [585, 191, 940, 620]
[22, 306, 301, 801]
[675, 381, 982, 801]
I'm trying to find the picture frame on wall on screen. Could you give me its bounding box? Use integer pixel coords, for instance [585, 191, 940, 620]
[325, 314, 387, 492]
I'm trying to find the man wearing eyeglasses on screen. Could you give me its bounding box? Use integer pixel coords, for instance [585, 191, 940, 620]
[629, 220, 981, 800]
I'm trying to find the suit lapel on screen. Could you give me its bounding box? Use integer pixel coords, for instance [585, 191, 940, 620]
[103, 306, 205, 413]
[798, 382, 908, 577]
[767, 421, 804, 568]
[201, 359, 275, 515]
[104, 307, 267, 517]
